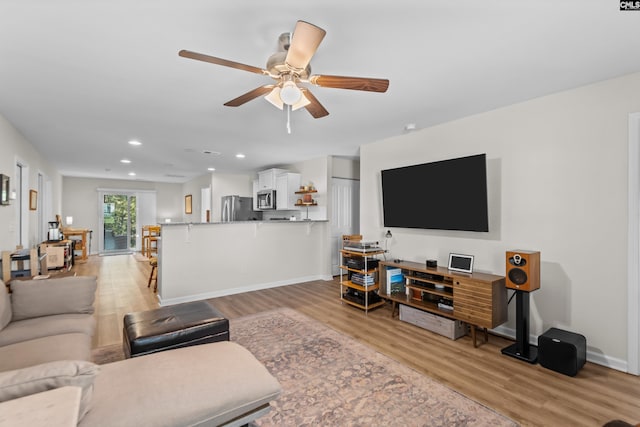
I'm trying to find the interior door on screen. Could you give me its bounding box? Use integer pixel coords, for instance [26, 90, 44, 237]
[330, 178, 360, 275]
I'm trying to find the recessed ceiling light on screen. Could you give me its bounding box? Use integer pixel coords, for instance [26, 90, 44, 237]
[207, 167, 216, 171]
[236, 153, 245, 159]
[128, 172, 136, 176]
[120, 159, 131, 164]
[128, 140, 142, 146]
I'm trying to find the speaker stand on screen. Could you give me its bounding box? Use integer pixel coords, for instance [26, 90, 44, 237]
[501, 290, 538, 364]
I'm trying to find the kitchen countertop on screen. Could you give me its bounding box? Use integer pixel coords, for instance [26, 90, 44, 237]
[161, 220, 328, 226]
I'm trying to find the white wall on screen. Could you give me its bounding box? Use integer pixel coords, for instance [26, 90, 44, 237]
[62, 177, 182, 254]
[0, 114, 61, 252]
[291, 156, 329, 221]
[181, 174, 212, 223]
[332, 156, 360, 180]
[158, 221, 332, 304]
[360, 71, 640, 370]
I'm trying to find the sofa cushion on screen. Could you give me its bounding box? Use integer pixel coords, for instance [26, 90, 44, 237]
[0, 333, 91, 372]
[0, 360, 99, 421]
[0, 282, 10, 331]
[80, 341, 281, 427]
[10, 276, 97, 321]
[0, 313, 96, 347]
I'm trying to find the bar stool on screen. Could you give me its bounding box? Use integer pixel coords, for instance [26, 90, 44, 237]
[147, 257, 158, 292]
[141, 225, 150, 257]
[143, 225, 161, 258]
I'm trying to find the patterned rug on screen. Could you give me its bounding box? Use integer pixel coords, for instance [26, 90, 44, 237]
[92, 308, 517, 426]
[235, 308, 515, 426]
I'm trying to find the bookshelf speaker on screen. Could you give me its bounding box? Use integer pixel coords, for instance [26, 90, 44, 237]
[505, 250, 540, 292]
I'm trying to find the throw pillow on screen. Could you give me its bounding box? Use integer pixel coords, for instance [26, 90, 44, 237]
[10, 276, 97, 321]
[0, 282, 11, 331]
[0, 359, 99, 420]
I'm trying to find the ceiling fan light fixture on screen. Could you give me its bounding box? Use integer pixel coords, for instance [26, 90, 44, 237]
[291, 92, 311, 111]
[280, 81, 302, 105]
[265, 86, 284, 110]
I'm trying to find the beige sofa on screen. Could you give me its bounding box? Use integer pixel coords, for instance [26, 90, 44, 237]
[0, 276, 97, 372]
[0, 277, 281, 426]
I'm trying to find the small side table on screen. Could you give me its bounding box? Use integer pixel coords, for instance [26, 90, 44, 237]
[62, 228, 90, 262]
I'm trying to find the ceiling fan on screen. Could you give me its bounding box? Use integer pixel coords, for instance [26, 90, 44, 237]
[179, 20, 389, 119]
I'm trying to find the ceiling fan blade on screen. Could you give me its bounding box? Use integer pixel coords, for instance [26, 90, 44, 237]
[179, 50, 268, 75]
[224, 85, 276, 107]
[300, 88, 329, 118]
[309, 75, 389, 93]
[285, 21, 326, 72]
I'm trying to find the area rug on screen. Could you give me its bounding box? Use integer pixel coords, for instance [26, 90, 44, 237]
[92, 308, 517, 426]
[232, 308, 516, 427]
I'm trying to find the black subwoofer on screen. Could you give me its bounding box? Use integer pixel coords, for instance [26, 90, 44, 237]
[538, 327, 586, 377]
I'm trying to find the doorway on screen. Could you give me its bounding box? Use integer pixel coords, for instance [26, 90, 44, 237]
[101, 193, 137, 254]
[330, 178, 360, 275]
[628, 111, 640, 375]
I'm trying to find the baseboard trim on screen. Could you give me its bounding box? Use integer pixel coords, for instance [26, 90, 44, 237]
[491, 325, 629, 373]
[158, 274, 334, 306]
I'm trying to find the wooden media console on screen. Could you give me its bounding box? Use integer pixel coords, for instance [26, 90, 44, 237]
[378, 260, 508, 347]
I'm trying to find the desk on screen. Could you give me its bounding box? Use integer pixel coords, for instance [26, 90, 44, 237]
[62, 227, 89, 262]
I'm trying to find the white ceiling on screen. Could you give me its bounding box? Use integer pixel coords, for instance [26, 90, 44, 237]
[1, 1, 639, 183]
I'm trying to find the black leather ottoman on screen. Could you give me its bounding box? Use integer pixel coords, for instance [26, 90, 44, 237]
[123, 301, 229, 358]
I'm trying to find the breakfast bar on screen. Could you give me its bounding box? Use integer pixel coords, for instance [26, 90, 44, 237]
[156, 220, 331, 305]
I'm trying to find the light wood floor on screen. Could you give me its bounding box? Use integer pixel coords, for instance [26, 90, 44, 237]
[75, 254, 640, 427]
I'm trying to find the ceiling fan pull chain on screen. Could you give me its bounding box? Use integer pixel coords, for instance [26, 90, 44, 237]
[287, 104, 292, 134]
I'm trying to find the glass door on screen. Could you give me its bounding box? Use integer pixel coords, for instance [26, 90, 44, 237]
[102, 194, 137, 254]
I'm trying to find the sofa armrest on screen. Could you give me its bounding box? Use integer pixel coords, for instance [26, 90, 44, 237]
[0, 386, 82, 427]
[10, 276, 97, 321]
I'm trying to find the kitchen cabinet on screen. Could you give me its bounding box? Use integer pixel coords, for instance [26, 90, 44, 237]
[276, 172, 301, 210]
[252, 180, 259, 210]
[257, 168, 288, 190]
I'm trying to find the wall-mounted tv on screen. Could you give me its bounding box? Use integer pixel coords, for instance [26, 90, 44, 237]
[381, 153, 489, 232]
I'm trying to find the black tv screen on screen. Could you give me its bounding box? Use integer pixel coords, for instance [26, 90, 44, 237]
[381, 154, 489, 232]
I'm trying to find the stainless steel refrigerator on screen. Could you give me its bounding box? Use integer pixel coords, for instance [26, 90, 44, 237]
[221, 195, 261, 222]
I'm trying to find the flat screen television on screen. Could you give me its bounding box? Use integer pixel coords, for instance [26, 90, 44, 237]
[381, 153, 489, 232]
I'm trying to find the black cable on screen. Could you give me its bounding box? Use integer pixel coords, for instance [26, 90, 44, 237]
[507, 289, 517, 305]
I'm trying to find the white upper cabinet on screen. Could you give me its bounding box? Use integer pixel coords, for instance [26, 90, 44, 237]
[257, 168, 288, 190]
[276, 172, 301, 210]
[252, 179, 258, 210]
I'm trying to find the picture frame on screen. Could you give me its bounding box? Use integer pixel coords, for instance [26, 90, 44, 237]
[0, 174, 9, 205]
[448, 253, 474, 274]
[29, 189, 38, 210]
[185, 194, 192, 214]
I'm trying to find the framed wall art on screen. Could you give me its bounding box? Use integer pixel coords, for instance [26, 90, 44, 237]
[0, 174, 9, 205]
[185, 194, 192, 214]
[29, 189, 38, 210]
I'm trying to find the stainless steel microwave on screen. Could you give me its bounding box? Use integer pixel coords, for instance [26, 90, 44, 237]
[256, 189, 276, 210]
